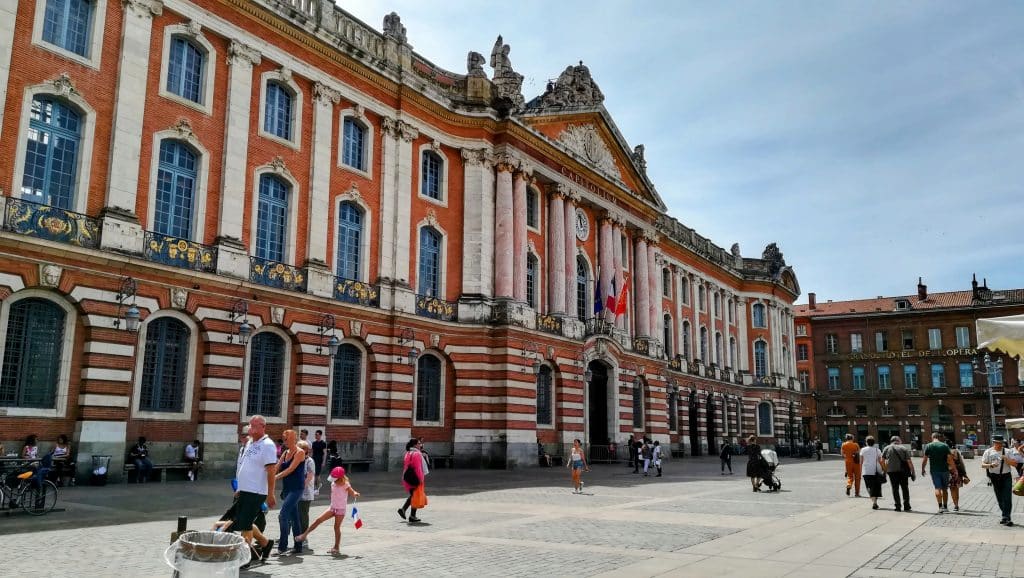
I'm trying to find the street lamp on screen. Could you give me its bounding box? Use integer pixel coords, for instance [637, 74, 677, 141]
[228, 300, 251, 345]
[316, 314, 340, 357]
[973, 352, 1004, 440]
[398, 327, 419, 365]
[114, 276, 140, 332]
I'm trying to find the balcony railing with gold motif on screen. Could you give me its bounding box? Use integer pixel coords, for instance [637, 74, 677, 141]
[250, 257, 307, 292]
[2, 198, 100, 249]
[536, 313, 562, 336]
[416, 294, 457, 322]
[143, 231, 217, 273]
[334, 277, 379, 306]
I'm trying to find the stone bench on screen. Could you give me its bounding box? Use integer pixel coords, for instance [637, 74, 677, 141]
[122, 462, 194, 484]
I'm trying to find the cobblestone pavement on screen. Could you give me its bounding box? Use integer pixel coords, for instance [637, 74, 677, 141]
[4, 456, 1024, 577]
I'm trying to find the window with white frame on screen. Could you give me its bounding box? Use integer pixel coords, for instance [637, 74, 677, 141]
[526, 187, 539, 230]
[959, 362, 973, 389]
[796, 324, 807, 337]
[852, 366, 865, 390]
[536, 365, 553, 426]
[576, 256, 589, 321]
[931, 363, 945, 388]
[21, 96, 83, 209]
[663, 314, 673, 358]
[418, 227, 442, 297]
[421, 149, 444, 201]
[955, 326, 970, 348]
[757, 402, 773, 436]
[33, 0, 107, 68]
[729, 337, 737, 368]
[753, 340, 767, 378]
[698, 286, 706, 311]
[331, 344, 362, 421]
[341, 116, 368, 172]
[166, 37, 206, 104]
[850, 333, 863, 353]
[245, 332, 285, 417]
[827, 367, 840, 390]
[752, 303, 766, 328]
[680, 276, 689, 304]
[875, 331, 887, 352]
[798, 344, 808, 361]
[928, 328, 942, 350]
[681, 320, 691, 360]
[662, 269, 671, 298]
[336, 201, 363, 281]
[700, 326, 709, 361]
[415, 354, 442, 423]
[153, 139, 198, 239]
[0, 297, 66, 409]
[713, 292, 721, 318]
[904, 364, 918, 389]
[825, 334, 838, 354]
[526, 253, 539, 309]
[878, 365, 891, 389]
[255, 174, 290, 262]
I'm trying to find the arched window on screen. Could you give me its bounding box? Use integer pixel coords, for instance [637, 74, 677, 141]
[662, 269, 671, 297]
[263, 81, 293, 140]
[681, 320, 691, 360]
[663, 314, 673, 358]
[0, 298, 65, 408]
[757, 402, 773, 436]
[729, 337, 737, 369]
[714, 292, 721, 317]
[42, 0, 94, 57]
[21, 96, 82, 209]
[754, 340, 768, 378]
[415, 354, 442, 422]
[166, 36, 205, 104]
[700, 326, 708, 361]
[331, 344, 362, 420]
[246, 332, 285, 417]
[536, 365, 552, 426]
[341, 117, 366, 171]
[255, 174, 290, 262]
[576, 256, 589, 321]
[752, 303, 767, 328]
[421, 150, 443, 200]
[632, 381, 644, 429]
[139, 317, 190, 412]
[418, 227, 441, 297]
[336, 202, 362, 280]
[715, 333, 724, 366]
[154, 140, 197, 238]
[526, 253, 538, 308]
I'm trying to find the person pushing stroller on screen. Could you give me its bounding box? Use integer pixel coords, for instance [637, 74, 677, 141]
[760, 447, 781, 492]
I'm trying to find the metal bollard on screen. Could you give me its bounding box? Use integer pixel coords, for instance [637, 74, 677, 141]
[170, 515, 188, 544]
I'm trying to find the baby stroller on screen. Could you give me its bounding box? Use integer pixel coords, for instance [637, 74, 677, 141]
[759, 448, 781, 492]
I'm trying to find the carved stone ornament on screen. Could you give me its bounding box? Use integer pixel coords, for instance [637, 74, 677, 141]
[527, 239, 537, 253]
[350, 320, 361, 336]
[547, 346, 555, 359]
[382, 117, 418, 142]
[269, 156, 288, 174]
[557, 125, 620, 178]
[632, 144, 647, 173]
[762, 242, 785, 277]
[183, 19, 202, 38]
[123, 0, 164, 18]
[313, 82, 341, 105]
[532, 61, 605, 109]
[430, 333, 440, 348]
[382, 12, 407, 44]
[354, 104, 366, 119]
[171, 118, 194, 140]
[489, 35, 525, 111]
[461, 148, 493, 167]
[227, 41, 261, 67]
[51, 73, 78, 98]
[271, 306, 285, 325]
[278, 66, 292, 82]
[170, 287, 188, 309]
[339, 182, 363, 205]
[424, 209, 440, 229]
[39, 264, 62, 288]
[467, 51, 487, 78]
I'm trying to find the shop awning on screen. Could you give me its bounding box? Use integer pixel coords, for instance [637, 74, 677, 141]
[977, 314, 1024, 381]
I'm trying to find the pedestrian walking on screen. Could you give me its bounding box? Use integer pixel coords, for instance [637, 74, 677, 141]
[920, 432, 955, 513]
[567, 438, 589, 493]
[626, 434, 635, 469]
[274, 429, 307, 555]
[311, 430, 327, 490]
[632, 438, 643, 474]
[946, 439, 969, 512]
[814, 437, 823, 461]
[859, 436, 885, 510]
[746, 436, 765, 492]
[719, 440, 733, 475]
[235, 416, 278, 570]
[298, 440, 316, 538]
[397, 438, 425, 523]
[641, 439, 653, 476]
[652, 441, 663, 477]
[841, 434, 861, 497]
[882, 436, 914, 512]
[981, 434, 1021, 526]
[296, 466, 360, 554]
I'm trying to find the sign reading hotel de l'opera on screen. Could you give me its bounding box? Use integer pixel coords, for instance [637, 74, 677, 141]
[829, 348, 979, 362]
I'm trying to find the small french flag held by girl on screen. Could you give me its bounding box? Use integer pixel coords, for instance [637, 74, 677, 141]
[351, 505, 363, 529]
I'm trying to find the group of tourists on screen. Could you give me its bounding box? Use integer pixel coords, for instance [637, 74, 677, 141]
[625, 435, 664, 477]
[839, 431, 1022, 525]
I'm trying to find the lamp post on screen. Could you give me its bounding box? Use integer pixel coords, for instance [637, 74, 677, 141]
[228, 300, 251, 345]
[316, 314, 340, 357]
[521, 342, 541, 374]
[973, 352, 1004, 440]
[114, 276, 140, 332]
[398, 328, 419, 366]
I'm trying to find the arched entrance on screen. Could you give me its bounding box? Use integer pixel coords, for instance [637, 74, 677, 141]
[932, 405, 955, 444]
[586, 361, 611, 447]
[688, 391, 701, 456]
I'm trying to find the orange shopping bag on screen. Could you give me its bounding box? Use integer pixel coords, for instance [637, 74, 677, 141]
[411, 484, 428, 509]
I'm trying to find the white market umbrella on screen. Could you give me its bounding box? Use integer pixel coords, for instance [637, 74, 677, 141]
[977, 314, 1024, 381]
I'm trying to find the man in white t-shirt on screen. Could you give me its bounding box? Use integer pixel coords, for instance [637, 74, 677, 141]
[184, 440, 201, 481]
[235, 415, 278, 551]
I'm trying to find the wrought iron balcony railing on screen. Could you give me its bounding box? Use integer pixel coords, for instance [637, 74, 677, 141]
[143, 231, 217, 273]
[250, 256, 307, 292]
[536, 313, 562, 335]
[415, 294, 457, 322]
[333, 277, 379, 306]
[2, 198, 100, 249]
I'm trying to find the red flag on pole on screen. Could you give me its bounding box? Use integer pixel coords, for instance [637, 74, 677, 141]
[614, 276, 630, 318]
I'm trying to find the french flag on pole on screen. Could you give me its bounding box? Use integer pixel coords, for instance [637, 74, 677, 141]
[352, 505, 363, 529]
[605, 278, 617, 312]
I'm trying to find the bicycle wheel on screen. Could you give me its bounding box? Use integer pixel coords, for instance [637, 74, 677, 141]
[22, 481, 58, 515]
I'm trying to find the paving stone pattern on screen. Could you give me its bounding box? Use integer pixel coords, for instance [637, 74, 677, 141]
[866, 538, 1024, 577]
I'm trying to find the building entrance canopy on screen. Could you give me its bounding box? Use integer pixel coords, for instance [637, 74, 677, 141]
[977, 314, 1024, 381]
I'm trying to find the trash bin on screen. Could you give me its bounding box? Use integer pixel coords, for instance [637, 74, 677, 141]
[90, 455, 111, 486]
[164, 531, 250, 577]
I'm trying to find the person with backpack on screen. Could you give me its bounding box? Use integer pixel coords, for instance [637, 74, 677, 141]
[946, 439, 969, 512]
[841, 434, 862, 497]
[719, 440, 733, 475]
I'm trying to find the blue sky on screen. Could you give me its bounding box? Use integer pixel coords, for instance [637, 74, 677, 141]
[345, 1, 1024, 302]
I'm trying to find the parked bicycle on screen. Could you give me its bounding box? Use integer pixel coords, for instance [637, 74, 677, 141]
[1, 454, 58, 516]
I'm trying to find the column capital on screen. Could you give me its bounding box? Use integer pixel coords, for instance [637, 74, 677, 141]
[461, 147, 494, 167]
[313, 82, 341, 105]
[546, 182, 569, 199]
[514, 162, 533, 180]
[565, 189, 582, 204]
[382, 117, 419, 142]
[228, 40, 261, 67]
[123, 0, 163, 17]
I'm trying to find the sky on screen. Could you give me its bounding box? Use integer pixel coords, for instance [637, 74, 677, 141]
[343, 1, 1024, 303]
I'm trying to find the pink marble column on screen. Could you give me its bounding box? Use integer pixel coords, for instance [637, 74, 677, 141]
[547, 186, 566, 314]
[647, 242, 659, 343]
[512, 170, 529, 302]
[613, 222, 625, 330]
[564, 193, 578, 318]
[634, 235, 650, 337]
[598, 216, 614, 322]
[494, 161, 515, 299]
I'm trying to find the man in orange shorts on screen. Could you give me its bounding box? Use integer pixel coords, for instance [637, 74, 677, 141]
[841, 434, 862, 497]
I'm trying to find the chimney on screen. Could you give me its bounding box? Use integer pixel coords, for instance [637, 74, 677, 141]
[972, 273, 979, 299]
[917, 277, 927, 301]
[808, 292, 816, 310]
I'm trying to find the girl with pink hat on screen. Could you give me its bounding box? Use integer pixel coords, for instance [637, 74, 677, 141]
[295, 466, 360, 555]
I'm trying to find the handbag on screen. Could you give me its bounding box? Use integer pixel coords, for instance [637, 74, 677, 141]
[411, 484, 428, 509]
[403, 466, 420, 487]
[852, 453, 860, 465]
[1013, 476, 1024, 497]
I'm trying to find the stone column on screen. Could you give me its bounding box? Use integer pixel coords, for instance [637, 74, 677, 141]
[598, 215, 614, 321]
[512, 168, 529, 302]
[674, 267, 684, 359]
[737, 297, 749, 373]
[612, 221, 625, 330]
[564, 192, 579, 317]
[459, 148, 495, 296]
[305, 83, 340, 297]
[493, 159, 515, 299]
[215, 41, 261, 279]
[691, 274, 701, 356]
[647, 242, 659, 343]
[99, 0, 164, 254]
[634, 235, 649, 337]
[0, 0, 19, 143]
[547, 185, 566, 315]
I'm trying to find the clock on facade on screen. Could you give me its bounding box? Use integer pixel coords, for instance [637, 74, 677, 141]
[575, 208, 590, 241]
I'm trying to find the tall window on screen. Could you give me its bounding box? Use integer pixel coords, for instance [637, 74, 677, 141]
[875, 331, 888, 352]
[729, 337, 737, 368]
[754, 340, 767, 378]
[536, 366, 552, 426]
[852, 366, 865, 390]
[698, 286, 706, 311]
[959, 362, 973, 389]
[662, 269, 671, 297]
[825, 334, 838, 354]
[727, 299, 734, 323]
[700, 327, 709, 362]
[526, 188, 538, 228]
[663, 314, 673, 357]
[415, 355, 441, 422]
[576, 257, 588, 321]
[680, 276, 689, 304]
[42, 0, 94, 57]
[632, 383, 644, 428]
[668, 392, 678, 431]
[797, 344, 808, 361]
[878, 366, 891, 389]
[752, 303, 766, 328]
[421, 150, 442, 200]
[418, 227, 441, 297]
[331, 344, 362, 420]
[341, 118, 366, 170]
[713, 293, 721, 317]
[263, 82, 293, 141]
[167, 37, 205, 104]
[955, 326, 970, 348]
[681, 320, 691, 360]
[336, 202, 362, 280]
[904, 365, 918, 389]
[827, 367, 840, 390]
[931, 363, 945, 388]
[715, 333, 724, 366]
[850, 333, 863, 353]
[0, 298, 65, 408]
[799, 371, 810, 389]
[22, 96, 82, 209]
[139, 318, 190, 412]
[246, 332, 284, 417]
[154, 140, 197, 238]
[526, 254, 538, 308]
[989, 367, 1004, 387]
[902, 329, 914, 350]
[255, 174, 289, 262]
[928, 328, 942, 350]
[757, 402, 773, 436]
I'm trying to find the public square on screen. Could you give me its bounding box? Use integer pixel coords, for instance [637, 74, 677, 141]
[4, 457, 1024, 578]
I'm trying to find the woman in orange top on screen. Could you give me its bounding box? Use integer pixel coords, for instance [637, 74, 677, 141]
[841, 434, 862, 497]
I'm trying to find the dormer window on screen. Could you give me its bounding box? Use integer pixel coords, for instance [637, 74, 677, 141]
[895, 299, 910, 311]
